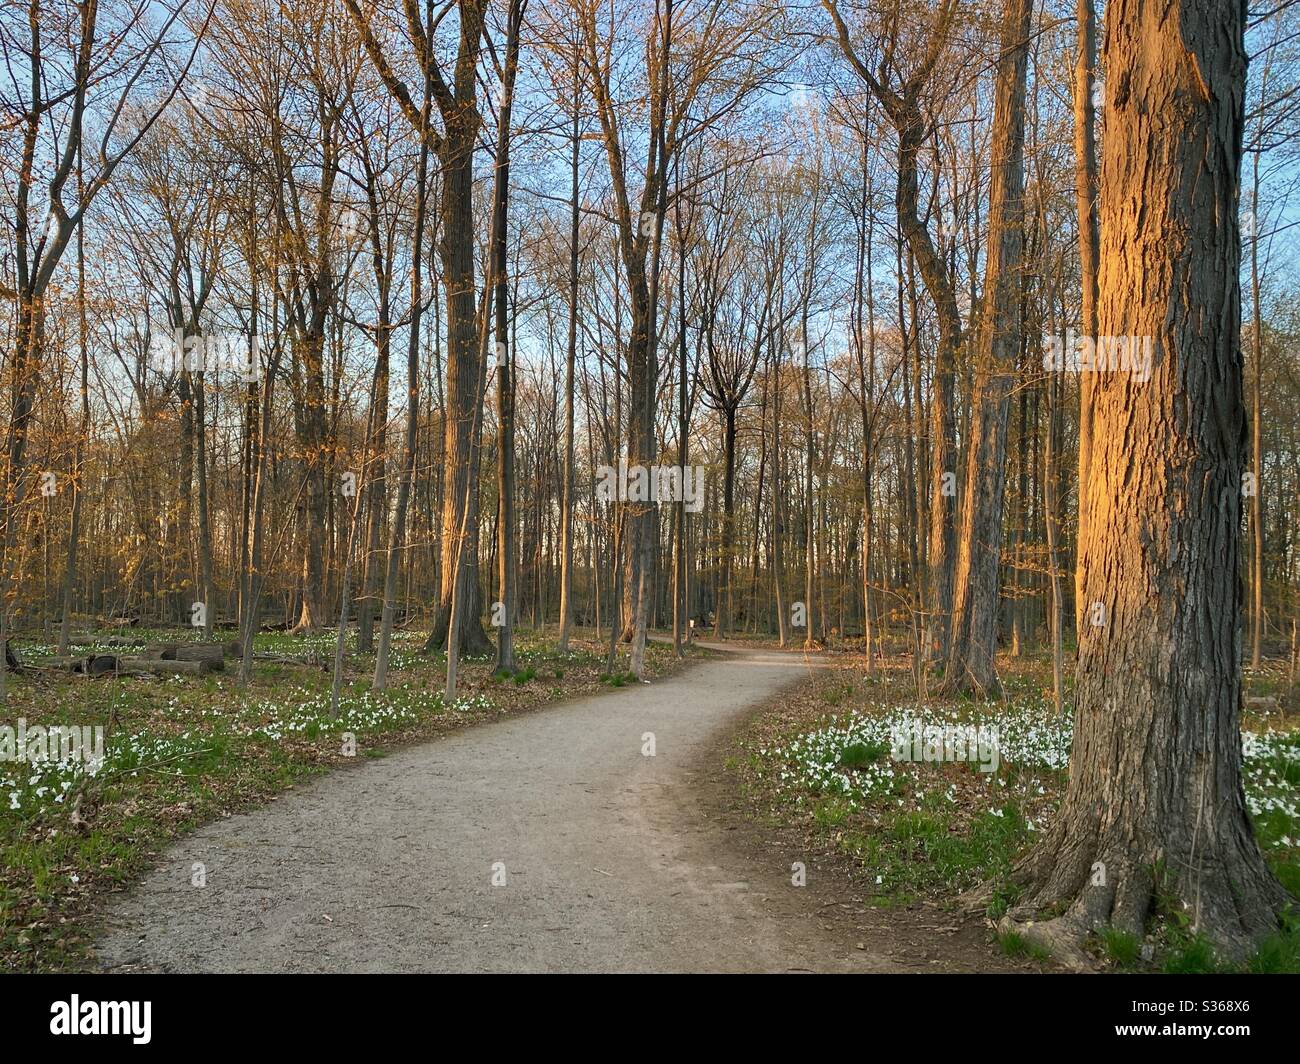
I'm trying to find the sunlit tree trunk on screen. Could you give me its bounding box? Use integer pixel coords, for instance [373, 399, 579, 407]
[1073, 0, 1100, 636]
[941, 0, 1032, 696]
[995, 0, 1292, 964]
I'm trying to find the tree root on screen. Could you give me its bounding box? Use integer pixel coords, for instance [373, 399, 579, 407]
[967, 820, 1294, 970]
[997, 914, 1097, 971]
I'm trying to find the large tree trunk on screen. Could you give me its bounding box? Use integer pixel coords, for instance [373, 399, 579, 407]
[993, 0, 1291, 966]
[343, 0, 491, 659]
[940, 0, 1032, 696]
[424, 2, 492, 659]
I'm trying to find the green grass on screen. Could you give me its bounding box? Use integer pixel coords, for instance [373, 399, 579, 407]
[1, 624, 696, 971]
[1100, 928, 1142, 968]
[997, 930, 1051, 962]
[1162, 935, 1219, 974]
[839, 740, 888, 768]
[739, 650, 1300, 973]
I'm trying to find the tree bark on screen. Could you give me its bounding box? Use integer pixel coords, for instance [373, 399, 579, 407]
[994, 0, 1292, 964]
[1073, 0, 1100, 637]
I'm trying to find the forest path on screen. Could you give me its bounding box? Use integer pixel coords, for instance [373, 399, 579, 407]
[96, 643, 912, 973]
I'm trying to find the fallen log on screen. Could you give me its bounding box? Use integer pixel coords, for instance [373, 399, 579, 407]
[173, 643, 226, 670]
[43, 653, 212, 677]
[118, 657, 211, 676]
[87, 654, 122, 676]
[138, 642, 225, 669]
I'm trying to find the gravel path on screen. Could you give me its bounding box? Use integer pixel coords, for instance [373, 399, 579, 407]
[96, 646, 901, 973]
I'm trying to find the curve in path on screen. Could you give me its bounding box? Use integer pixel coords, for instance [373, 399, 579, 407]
[97, 645, 900, 973]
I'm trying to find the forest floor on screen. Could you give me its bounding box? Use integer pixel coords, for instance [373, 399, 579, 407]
[5, 628, 1295, 973]
[0, 624, 694, 971]
[726, 637, 1300, 973]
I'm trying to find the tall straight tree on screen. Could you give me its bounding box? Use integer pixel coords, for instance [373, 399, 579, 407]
[446, 0, 525, 696]
[939, 0, 1032, 695]
[823, 0, 962, 662]
[556, 29, 582, 654]
[493, 0, 527, 675]
[374, 15, 436, 692]
[990, 0, 1293, 964]
[345, 0, 495, 656]
[574, 0, 671, 672]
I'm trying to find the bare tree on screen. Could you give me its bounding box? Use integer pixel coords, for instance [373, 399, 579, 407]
[0, 0, 208, 684]
[822, 0, 962, 663]
[345, 0, 496, 657]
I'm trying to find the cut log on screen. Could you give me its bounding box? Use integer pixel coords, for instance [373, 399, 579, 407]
[39, 653, 211, 678]
[87, 654, 122, 676]
[119, 657, 211, 676]
[173, 643, 226, 670]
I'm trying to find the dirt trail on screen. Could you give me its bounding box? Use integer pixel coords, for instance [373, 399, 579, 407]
[95, 646, 996, 973]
